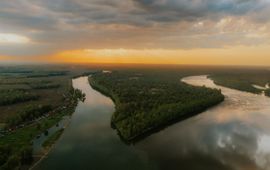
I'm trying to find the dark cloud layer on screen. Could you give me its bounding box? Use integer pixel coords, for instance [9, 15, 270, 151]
[0, 0, 270, 57]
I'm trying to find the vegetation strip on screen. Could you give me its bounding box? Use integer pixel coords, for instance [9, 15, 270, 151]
[0, 67, 86, 170]
[209, 69, 270, 97]
[42, 129, 64, 148]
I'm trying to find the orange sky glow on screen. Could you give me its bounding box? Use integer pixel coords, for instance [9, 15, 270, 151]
[2, 45, 267, 66]
[1, 44, 270, 66]
[1, 0, 270, 66]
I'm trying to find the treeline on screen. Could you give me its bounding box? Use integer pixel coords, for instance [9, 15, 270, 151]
[210, 75, 261, 94]
[210, 69, 270, 97]
[26, 71, 68, 78]
[5, 87, 85, 128]
[70, 88, 86, 101]
[72, 71, 99, 79]
[7, 104, 52, 127]
[0, 69, 33, 74]
[90, 71, 224, 141]
[0, 90, 39, 106]
[29, 83, 60, 89]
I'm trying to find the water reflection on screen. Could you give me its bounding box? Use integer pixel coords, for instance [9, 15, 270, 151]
[34, 77, 153, 170]
[35, 76, 270, 170]
[128, 75, 270, 170]
[157, 75, 270, 170]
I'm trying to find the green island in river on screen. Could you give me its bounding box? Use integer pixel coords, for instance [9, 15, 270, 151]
[89, 70, 225, 141]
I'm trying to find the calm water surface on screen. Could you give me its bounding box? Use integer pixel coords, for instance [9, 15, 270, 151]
[35, 76, 270, 170]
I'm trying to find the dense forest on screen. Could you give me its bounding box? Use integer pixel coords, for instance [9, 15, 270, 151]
[29, 83, 60, 89]
[90, 71, 224, 141]
[0, 90, 39, 106]
[6, 104, 52, 127]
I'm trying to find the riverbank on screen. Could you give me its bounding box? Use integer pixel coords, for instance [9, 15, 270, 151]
[28, 85, 85, 170]
[89, 72, 224, 142]
[42, 129, 64, 149]
[209, 69, 270, 97]
[30, 129, 65, 170]
[0, 83, 85, 170]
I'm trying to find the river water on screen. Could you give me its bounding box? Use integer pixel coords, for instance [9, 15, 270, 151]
[34, 76, 270, 170]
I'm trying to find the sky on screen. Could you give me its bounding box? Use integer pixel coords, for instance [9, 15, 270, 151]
[0, 0, 270, 65]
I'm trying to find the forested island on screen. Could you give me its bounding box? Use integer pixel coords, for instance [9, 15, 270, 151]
[89, 71, 224, 141]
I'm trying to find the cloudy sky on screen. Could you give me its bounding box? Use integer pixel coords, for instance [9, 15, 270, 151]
[1, 0, 270, 65]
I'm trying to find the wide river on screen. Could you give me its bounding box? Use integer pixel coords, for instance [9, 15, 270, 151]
[34, 76, 270, 170]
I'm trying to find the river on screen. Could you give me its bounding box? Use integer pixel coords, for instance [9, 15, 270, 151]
[34, 75, 270, 170]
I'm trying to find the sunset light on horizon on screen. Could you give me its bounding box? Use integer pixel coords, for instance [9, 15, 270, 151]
[1, 0, 270, 65]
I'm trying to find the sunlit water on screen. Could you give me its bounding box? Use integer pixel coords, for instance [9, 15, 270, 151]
[34, 76, 270, 170]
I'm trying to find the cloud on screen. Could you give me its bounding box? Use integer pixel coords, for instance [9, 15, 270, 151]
[0, 0, 270, 58]
[133, 0, 267, 21]
[0, 34, 30, 44]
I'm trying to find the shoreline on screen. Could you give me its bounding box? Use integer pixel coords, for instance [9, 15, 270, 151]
[26, 77, 85, 170]
[28, 106, 75, 170]
[30, 128, 66, 170]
